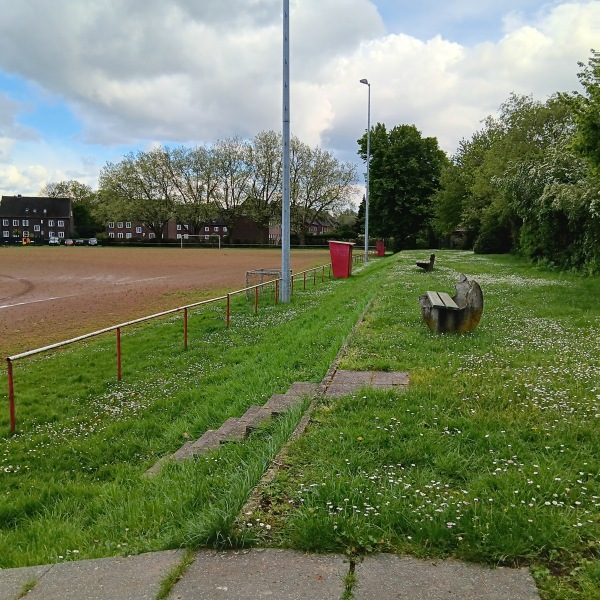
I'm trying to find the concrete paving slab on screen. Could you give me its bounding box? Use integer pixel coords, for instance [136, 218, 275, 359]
[22, 550, 185, 600]
[0, 565, 51, 600]
[326, 383, 363, 397]
[371, 371, 410, 386]
[168, 549, 346, 600]
[332, 370, 373, 384]
[354, 554, 540, 600]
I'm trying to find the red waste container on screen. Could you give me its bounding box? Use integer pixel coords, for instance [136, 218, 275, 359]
[376, 240, 385, 256]
[328, 241, 355, 278]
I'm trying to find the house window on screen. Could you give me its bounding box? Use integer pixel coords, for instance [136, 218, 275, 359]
[49, 231, 54, 238]
[22, 219, 29, 226]
[58, 231, 65, 238]
[184, 234, 189, 239]
[12, 219, 19, 226]
[58, 220, 64, 227]
[117, 232, 124, 239]
[136, 227, 142, 234]
[149, 233, 156, 239]
[214, 226, 219, 232]
[48, 220, 54, 226]
[204, 226, 210, 232]
[223, 227, 228, 232]
[109, 232, 115, 238]
[177, 224, 182, 231]
[2, 219, 8, 226]
[126, 232, 132, 239]
[22, 231, 29, 238]
[2, 231, 8, 237]
[176, 234, 182, 239]
[108, 222, 114, 228]
[126, 221, 132, 228]
[204, 235, 209, 240]
[34, 225, 40, 232]
[117, 222, 123, 228]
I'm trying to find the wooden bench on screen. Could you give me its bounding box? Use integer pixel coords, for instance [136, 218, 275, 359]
[416, 253, 435, 272]
[426, 291, 459, 311]
[419, 275, 483, 334]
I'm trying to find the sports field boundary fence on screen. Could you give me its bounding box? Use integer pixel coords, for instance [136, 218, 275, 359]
[5, 254, 366, 432]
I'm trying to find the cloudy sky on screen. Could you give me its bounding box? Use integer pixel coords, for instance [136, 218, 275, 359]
[0, 0, 599, 198]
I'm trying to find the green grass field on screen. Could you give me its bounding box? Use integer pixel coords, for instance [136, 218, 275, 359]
[236, 251, 600, 600]
[1, 250, 598, 599]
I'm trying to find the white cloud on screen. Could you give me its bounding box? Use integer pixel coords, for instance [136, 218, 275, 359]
[321, 1, 600, 157]
[0, 0, 599, 196]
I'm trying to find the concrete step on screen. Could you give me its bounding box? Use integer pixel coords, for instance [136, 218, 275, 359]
[264, 393, 302, 415]
[145, 383, 322, 475]
[240, 405, 271, 433]
[189, 429, 222, 455]
[286, 382, 319, 397]
[170, 441, 197, 461]
[218, 417, 248, 443]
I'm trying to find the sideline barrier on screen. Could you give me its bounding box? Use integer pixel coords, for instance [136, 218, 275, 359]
[4, 259, 372, 433]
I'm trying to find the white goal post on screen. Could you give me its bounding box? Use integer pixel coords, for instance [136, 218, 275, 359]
[180, 234, 221, 249]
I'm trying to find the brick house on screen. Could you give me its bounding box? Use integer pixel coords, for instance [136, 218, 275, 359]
[105, 218, 268, 243]
[105, 220, 230, 241]
[269, 216, 336, 244]
[0, 196, 74, 244]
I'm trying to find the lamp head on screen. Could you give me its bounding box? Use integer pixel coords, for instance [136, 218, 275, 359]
[359, 78, 369, 85]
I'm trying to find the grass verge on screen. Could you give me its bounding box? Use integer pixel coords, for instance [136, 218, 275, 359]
[0, 257, 390, 568]
[240, 250, 600, 600]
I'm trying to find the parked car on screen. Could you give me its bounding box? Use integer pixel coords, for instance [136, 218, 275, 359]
[48, 237, 61, 246]
[88, 238, 98, 246]
[64, 239, 74, 246]
[75, 239, 85, 246]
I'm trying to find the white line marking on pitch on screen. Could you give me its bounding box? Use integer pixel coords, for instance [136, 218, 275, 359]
[0, 297, 61, 309]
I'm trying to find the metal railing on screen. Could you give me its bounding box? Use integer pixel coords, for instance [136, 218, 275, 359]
[4, 260, 358, 432]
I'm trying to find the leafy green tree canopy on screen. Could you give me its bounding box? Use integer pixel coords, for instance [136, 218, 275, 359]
[358, 123, 447, 250]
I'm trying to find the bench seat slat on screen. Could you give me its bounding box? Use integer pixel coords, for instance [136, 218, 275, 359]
[426, 291, 445, 308]
[426, 290, 459, 310]
[438, 292, 459, 310]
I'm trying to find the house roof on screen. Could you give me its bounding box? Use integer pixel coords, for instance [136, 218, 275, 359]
[0, 196, 72, 218]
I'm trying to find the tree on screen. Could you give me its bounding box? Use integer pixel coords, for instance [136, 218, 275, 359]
[40, 180, 103, 237]
[358, 123, 447, 250]
[437, 94, 574, 254]
[99, 149, 177, 241]
[40, 180, 93, 203]
[211, 136, 253, 239]
[430, 161, 469, 243]
[569, 50, 600, 173]
[163, 145, 219, 230]
[291, 137, 358, 244]
[246, 131, 282, 242]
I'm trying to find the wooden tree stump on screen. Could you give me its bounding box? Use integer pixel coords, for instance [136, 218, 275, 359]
[419, 274, 483, 333]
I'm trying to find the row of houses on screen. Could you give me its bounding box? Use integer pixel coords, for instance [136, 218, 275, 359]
[0, 196, 335, 244]
[0, 196, 75, 242]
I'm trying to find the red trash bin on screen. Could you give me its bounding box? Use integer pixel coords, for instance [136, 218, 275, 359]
[328, 241, 355, 278]
[376, 240, 385, 257]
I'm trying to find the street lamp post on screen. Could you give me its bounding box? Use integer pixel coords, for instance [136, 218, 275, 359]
[281, 0, 291, 302]
[360, 78, 370, 263]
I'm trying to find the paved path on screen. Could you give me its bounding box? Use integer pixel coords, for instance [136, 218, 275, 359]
[0, 549, 539, 600]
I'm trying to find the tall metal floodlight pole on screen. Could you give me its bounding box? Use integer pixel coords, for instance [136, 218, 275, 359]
[281, 0, 291, 302]
[360, 78, 370, 263]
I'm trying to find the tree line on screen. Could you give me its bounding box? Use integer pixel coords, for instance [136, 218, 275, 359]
[43, 132, 358, 243]
[430, 50, 600, 273]
[44, 51, 598, 271]
[355, 51, 599, 273]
